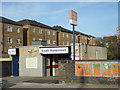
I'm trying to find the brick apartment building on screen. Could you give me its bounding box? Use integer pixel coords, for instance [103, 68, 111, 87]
[0, 22, 3, 57]
[0, 16, 96, 56]
[0, 17, 23, 56]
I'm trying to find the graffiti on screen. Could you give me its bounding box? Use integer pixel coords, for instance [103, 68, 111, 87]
[111, 63, 119, 77]
[75, 61, 120, 77]
[84, 63, 92, 76]
[93, 63, 101, 76]
[75, 63, 84, 76]
[103, 63, 111, 76]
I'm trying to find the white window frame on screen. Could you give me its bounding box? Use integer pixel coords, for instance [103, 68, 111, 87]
[39, 38, 42, 41]
[53, 31, 55, 36]
[47, 40, 50, 44]
[39, 29, 43, 34]
[47, 31, 50, 35]
[72, 35, 73, 39]
[16, 39, 21, 44]
[7, 37, 12, 44]
[63, 41, 64, 45]
[85, 37, 87, 40]
[62, 33, 64, 37]
[32, 28, 35, 32]
[53, 40, 56, 44]
[33, 37, 36, 41]
[67, 42, 69, 45]
[66, 34, 69, 38]
[17, 28, 20, 33]
[7, 26, 12, 32]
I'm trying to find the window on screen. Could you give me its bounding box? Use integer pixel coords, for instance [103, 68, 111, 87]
[53, 40, 56, 44]
[39, 38, 42, 41]
[53, 31, 55, 36]
[47, 40, 50, 44]
[72, 35, 73, 39]
[47, 31, 50, 35]
[16, 39, 21, 44]
[17, 28, 20, 33]
[67, 42, 69, 45]
[39, 29, 43, 34]
[33, 38, 35, 41]
[83, 36, 86, 40]
[32, 28, 35, 32]
[63, 41, 64, 45]
[72, 35, 76, 39]
[7, 37, 12, 44]
[7, 26, 12, 32]
[62, 33, 64, 37]
[66, 34, 69, 38]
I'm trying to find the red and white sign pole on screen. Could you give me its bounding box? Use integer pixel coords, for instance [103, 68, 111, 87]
[69, 10, 77, 61]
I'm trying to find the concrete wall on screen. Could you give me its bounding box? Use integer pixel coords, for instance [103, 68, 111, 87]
[19, 46, 44, 77]
[71, 43, 107, 60]
[86, 45, 107, 60]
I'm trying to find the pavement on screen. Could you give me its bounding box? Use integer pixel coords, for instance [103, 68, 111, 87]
[1, 76, 119, 89]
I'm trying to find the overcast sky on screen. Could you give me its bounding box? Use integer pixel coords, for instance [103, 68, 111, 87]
[1, 2, 118, 37]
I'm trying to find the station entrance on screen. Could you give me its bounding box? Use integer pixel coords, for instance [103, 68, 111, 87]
[15, 46, 71, 77]
[43, 54, 70, 76]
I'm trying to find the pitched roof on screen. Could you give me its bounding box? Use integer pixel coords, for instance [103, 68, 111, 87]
[53, 25, 95, 38]
[103, 36, 117, 41]
[0, 16, 95, 38]
[0, 16, 22, 26]
[53, 25, 73, 33]
[53, 25, 82, 34]
[18, 19, 56, 30]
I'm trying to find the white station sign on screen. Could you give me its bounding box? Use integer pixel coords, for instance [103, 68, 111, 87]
[39, 47, 69, 54]
[8, 48, 16, 55]
[69, 10, 77, 26]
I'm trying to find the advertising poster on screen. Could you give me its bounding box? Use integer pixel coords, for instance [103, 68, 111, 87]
[75, 62, 84, 76]
[93, 63, 101, 76]
[103, 63, 111, 77]
[84, 63, 92, 76]
[26, 57, 37, 69]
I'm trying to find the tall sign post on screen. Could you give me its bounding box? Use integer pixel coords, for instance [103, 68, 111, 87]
[69, 10, 77, 60]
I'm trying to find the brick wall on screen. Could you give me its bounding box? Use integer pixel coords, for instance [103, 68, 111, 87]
[3, 23, 23, 53]
[0, 23, 3, 57]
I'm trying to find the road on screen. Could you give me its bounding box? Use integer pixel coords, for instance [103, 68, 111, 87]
[2, 76, 119, 89]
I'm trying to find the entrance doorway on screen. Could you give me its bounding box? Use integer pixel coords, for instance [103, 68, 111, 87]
[12, 56, 19, 76]
[44, 54, 70, 77]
